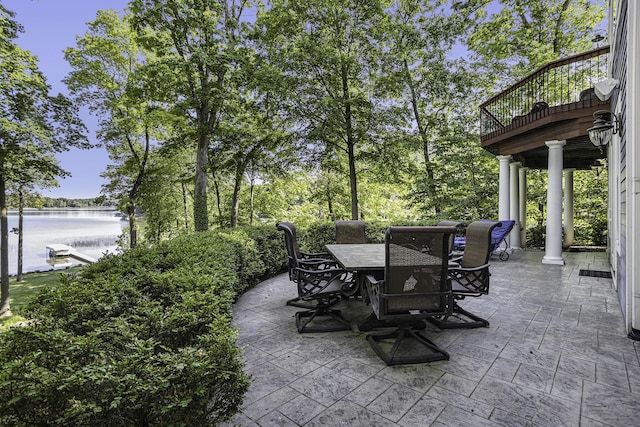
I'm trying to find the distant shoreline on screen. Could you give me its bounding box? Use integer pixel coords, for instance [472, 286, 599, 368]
[8, 207, 118, 213]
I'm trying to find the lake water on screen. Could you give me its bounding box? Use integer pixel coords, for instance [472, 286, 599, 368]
[3, 209, 127, 276]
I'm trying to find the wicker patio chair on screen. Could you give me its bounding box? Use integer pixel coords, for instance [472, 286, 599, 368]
[429, 220, 500, 329]
[361, 226, 455, 365]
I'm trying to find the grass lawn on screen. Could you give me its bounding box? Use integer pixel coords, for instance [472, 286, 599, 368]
[0, 269, 75, 331]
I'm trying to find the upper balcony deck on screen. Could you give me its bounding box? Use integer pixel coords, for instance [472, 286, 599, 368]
[479, 46, 610, 169]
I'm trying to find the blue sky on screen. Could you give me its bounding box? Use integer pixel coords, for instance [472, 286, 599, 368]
[5, 0, 130, 199]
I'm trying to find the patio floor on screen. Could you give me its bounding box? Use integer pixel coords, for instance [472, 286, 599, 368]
[227, 250, 640, 426]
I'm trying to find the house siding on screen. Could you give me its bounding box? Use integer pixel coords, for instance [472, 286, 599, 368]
[612, 0, 628, 323]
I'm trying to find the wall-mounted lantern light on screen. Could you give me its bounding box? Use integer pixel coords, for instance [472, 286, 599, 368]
[587, 110, 620, 152]
[591, 159, 605, 178]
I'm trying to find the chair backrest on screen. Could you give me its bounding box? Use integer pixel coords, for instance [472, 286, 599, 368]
[373, 226, 455, 319]
[335, 220, 366, 244]
[437, 220, 464, 254]
[460, 221, 501, 268]
[276, 222, 301, 277]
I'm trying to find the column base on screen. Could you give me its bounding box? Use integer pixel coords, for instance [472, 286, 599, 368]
[542, 256, 565, 265]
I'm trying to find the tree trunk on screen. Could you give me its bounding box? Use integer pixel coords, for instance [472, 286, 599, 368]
[211, 169, 223, 223]
[230, 162, 245, 228]
[327, 184, 334, 220]
[126, 127, 151, 249]
[249, 175, 255, 226]
[182, 181, 189, 230]
[403, 59, 439, 215]
[17, 189, 23, 282]
[0, 177, 10, 315]
[127, 202, 137, 249]
[194, 131, 209, 231]
[341, 59, 358, 220]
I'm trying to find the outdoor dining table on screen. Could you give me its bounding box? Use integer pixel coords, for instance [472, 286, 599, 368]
[325, 243, 444, 272]
[325, 243, 444, 296]
[325, 243, 385, 272]
[325, 243, 384, 299]
[326, 242, 447, 331]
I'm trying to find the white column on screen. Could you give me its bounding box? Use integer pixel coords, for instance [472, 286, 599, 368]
[497, 155, 512, 222]
[519, 167, 528, 247]
[563, 169, 575, 248]
[543, 140, 566, 265]
[509, 162, 521, 249]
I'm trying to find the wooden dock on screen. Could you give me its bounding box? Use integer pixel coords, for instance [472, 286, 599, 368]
[46, 244, 97, 264]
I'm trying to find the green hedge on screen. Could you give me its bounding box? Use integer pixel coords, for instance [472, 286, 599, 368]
[0, 230, 268, 426]
[299, 219, 437, 252]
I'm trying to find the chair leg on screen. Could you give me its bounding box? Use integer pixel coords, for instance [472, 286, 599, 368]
[287, 295, 340, 309]
[295, 304, 351, 333]
[428, 302, 489, 329]
[341, 280, 360, 299]
[358, 312, 426, 332]
[366, 324, 449, 365]
[287, 296, 315, 309]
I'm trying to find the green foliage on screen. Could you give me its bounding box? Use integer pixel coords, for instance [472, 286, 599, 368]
[0, 5, 89, 314]
[468, 0, 607, 82]
[526, 224, 546, 247]
[0, 231, 252, 426]
[218, 228, 268, 294]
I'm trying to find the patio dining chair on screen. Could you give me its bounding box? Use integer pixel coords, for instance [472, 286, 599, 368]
[276, 222, 340, 308]
[334, 220, 367, 297]
[361, 226, 455, 365]
[437, 220, 465, 258]
[335, 220, 367, 244]
[429, 220, 500, 329]
[294, 265, 352, 333]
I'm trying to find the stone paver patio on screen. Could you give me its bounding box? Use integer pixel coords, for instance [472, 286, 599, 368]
[227, 250, 640, 426]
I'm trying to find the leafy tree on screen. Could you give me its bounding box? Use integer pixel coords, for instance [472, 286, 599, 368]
[129, 0, 253, 231]
[139, 145, 194, 242]
[7, 152, 51, 283]
[574, 167, 608, 245]
[467, 0, 607, 83]
[65, 9, 157, 248]
[0, 6, 88, 315]
[213, 73, 294, 227]
[257, 0, 388, 220]
[379, 0, 482, 217]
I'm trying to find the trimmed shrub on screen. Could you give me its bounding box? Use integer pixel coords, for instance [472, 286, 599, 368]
[0, 231, 250, 426]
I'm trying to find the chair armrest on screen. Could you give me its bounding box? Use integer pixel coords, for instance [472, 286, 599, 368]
[362, 275, 383, 316]
[295, 266, 348, 298]
[300, 250, 331, 259]
[298, 258, 339, 270]
[295, 265, 345, 276]
[449, 255, 462, 264]
[449, 263, 490, 295]
[363, 274, 383, 287]
[449, 263, 490, 274]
